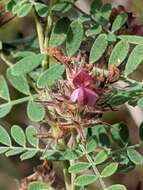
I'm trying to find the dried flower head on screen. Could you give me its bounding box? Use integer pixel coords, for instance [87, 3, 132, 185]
[38, 47, 121, 141]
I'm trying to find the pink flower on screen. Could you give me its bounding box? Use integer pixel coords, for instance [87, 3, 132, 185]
[70, 70, 98, 107]
[73, 69, 93, 88]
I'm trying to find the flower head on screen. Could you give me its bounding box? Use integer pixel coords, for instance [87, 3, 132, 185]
[70, 69, 98, 107]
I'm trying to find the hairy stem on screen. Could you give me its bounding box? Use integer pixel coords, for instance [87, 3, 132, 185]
[70, 129, 78, 190]
[80, 144, 107, 190]
[70, 160, 77, 190]
[34, 11, 45, 54]
[44, 0, 58, 68]
[0, 94, 38, 109]
[63, 160, 72, 190]
[0, 52, 13, 67]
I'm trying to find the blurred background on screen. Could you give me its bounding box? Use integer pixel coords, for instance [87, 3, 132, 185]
[0, 0, 143, 189]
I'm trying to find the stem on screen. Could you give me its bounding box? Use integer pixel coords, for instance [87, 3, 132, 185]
[80, 144, 107, 190]
[70, 160, 77, 190]
[44, 0, 57, 68]
[70, 129, 78, 190]
[34, 11, 45, 54]
[0, 52, 13, 67]
[0, 94, 38, 109]
[63, 160, 72, 190]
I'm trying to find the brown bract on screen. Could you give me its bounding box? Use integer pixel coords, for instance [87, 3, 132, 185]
[19, 161, 55, 190]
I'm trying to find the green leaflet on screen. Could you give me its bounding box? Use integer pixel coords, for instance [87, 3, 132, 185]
[51, 2, 72, 14]
[111, 13, 128, 32]
[20, 150, 38, 160]
[26, 126, 39, 148]
[11, 54, 45, 76]
[111, 123, 129, 147]
[74, 175, 98, 187]
[37, 64, 65, 88]
[5, 148, 24, 156]
[68, 162, 91, 174]
[89, 34, 108, 64]
[66, 19, 84, 56]
[34, 2, 48, 17]
[7, 68, 31, 95]
[28, 182, 53, 190]
[127, 148, 143, 165]
[17, 3, 32, 17]
[94, 149, 110, 165]
[86, 25, 102, 37]
[86, 137, 97, 153]
[49, 17, 70, 47]
[108, 40, 129, 66]
[107, 184, 127, 190]
[0, 104, 12, 118]
[101, 162, 118, 177]
[118, 35, 143, 44]
[27, 100, 45, 122]
[0, 126, 11, 146]
[11, 125, 26, 147]
[90, 0, 103, 14]
[125, 45, 143, 76]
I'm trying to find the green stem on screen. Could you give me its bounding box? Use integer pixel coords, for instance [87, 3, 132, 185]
[80, 144, 107, 190]
[63, 160, 72, 190]
[44, 0, 57, 67]
[69, 129, 78, 190]
[70, 160, 77, 190]
[34, 11, 45, 54]
[0, 52, 13, 67]
[0, 94, 38, 109]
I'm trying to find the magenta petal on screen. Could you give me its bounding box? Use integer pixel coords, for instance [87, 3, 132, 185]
[70, 88, 80, 102]
[84, 88, 98, 107]
[70, 87, 85, 105]
[73, 69, 93, 88]
[70, 87, 98, 107]
[77, 87, 85, 105]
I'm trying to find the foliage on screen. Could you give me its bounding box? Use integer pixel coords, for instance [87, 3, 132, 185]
[0, 0, 143, 189]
